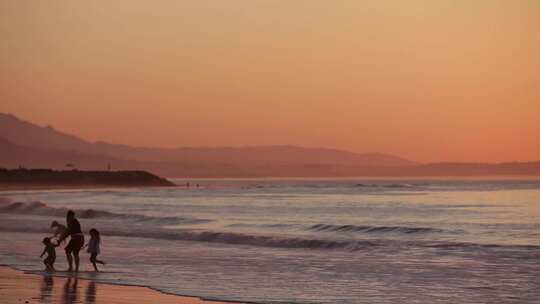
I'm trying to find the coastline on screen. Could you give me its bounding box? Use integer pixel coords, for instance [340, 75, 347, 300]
[0, 266, 241, 304]
[0, 184, 180, 192]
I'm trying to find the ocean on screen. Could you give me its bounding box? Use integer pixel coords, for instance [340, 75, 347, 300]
[1, 178, 539, 303]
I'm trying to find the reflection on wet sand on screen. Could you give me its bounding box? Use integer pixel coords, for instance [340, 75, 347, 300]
[85, 281, 96, 304]
[38, 274, 89, 304]
[39, 275, 54, 303]
[38, 274, 94, 304]
[1, 267, 234, 304]
[62, 277, 79, 304]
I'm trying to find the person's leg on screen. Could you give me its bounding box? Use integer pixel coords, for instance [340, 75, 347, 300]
[65, 249, 73, 271]
[90, 253, 98, 271]
[44, 257, 53, 272]
[94, 254, 106, 265]
[73, 250, 80, 272]
[73, 235, 84, 272]
[50, 257, 56, 271]
[65, 239, 74, 271]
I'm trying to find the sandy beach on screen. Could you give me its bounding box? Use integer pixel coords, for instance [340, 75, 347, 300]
[0, 266, 237, 304]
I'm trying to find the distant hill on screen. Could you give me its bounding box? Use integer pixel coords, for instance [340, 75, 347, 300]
[0, 112, 416, 167]
[0, 113, 90, 152]
[0, 136, 136, 171]
[413, 162, 540, 176]
[1, 113, 539, 177]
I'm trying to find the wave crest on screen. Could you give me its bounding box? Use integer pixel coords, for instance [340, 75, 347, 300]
[0, 221, 536, 253]
[309, 223, 443, 234]
[0, 200, 208, 225]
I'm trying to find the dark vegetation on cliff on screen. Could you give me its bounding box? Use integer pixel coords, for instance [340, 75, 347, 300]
[0, 168, 175, 187]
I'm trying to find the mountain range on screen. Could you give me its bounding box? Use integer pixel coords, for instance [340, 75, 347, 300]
[1, 113, 539, 177]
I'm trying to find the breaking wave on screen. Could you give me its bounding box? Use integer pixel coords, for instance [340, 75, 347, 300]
[0, 200, 208, 225]
[309, 223, 444, 234]
[0, 200, 537, 253]
[0, 221, 536, 253]
[355, 183, 419, 189]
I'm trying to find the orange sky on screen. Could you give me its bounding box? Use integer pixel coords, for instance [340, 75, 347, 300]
[1, 1, 539, 163]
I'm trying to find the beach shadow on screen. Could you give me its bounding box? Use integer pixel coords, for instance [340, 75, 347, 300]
[85, 281, 97, 304]
[62, 277, 79, 304]
[39, 275, 54, 303]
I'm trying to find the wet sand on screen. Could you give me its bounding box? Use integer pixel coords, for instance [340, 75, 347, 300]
[0, 266, 238, 304]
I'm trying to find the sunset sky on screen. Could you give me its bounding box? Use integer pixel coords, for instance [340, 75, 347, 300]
[1, 1, 539, 163]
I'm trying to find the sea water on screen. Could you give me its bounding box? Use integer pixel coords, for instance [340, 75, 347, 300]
[0, 178, 539, 303]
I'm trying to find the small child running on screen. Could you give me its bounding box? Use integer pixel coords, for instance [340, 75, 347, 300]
[86, 228, 106, 272]
[40, 237, 59, 271]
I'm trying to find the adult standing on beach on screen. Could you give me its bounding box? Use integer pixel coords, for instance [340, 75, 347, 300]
[58, 210, 84, 272]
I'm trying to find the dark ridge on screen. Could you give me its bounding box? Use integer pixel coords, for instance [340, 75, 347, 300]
[2, 112, 540, 177]
[0, 168, 175, 187]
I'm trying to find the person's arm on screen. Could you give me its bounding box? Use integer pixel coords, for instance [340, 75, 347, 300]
[58, 226, 70, 243]
[40, 247, 46, 258]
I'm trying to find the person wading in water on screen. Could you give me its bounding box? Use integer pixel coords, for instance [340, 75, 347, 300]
[58, 210, 84, 272]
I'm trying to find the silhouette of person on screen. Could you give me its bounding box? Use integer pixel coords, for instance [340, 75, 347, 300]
[39, 275, 54, 303]
[58, 210, 84, 272]
[85, 228, 106, 272]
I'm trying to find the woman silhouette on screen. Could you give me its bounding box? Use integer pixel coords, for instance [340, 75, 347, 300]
[58, 210, 84, 272]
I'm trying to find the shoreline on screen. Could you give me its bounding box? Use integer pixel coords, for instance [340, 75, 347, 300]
[0, 266, 243, 304]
